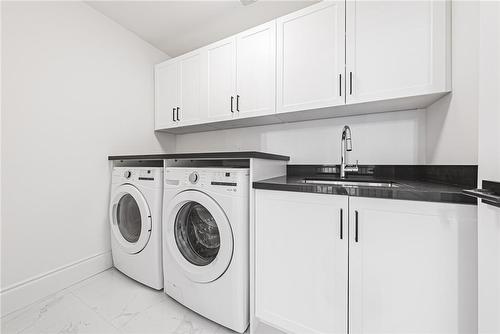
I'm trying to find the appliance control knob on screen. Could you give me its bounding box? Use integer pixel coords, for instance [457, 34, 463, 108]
[124, 171, 132, 179]
[189, 172, 199, 184]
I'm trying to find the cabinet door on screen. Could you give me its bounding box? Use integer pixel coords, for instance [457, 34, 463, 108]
[206, 37, 236, 122]
[345, 1, 451, 104]
[349, 197, 477, 334]
[178, 51, 205, 125]
[255, 190, 348, 334]
[276, 1, 345, 114]
[236, 21, 276, 119]
[154, 60, 179, 129]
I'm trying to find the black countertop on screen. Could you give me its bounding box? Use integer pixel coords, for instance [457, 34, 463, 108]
[108, 151, 290, 161]
[253, 165, 477, 205]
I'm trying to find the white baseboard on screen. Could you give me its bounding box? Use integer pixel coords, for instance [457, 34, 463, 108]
[0, 251, 113, 317]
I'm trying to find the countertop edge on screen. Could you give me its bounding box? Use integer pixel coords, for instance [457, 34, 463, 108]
[108, 151, 290, 161]
[253, 180, 477, 206]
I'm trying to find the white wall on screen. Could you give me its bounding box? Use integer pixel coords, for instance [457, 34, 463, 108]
[1, 1, 173, 314]
[176, 109, 427, 165]
[426, 1, 479, 165]
[477, 0, 500, 183]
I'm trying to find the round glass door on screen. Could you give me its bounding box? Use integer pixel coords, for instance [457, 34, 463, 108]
[174, 202, 220, 266]
[164, 190, 233, 283]
[109, 184, 152, 254]
[117, 193, 142, 243]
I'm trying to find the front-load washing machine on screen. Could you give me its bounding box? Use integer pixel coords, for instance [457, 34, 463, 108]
[163, 167, 249, 333]
[109, 167, 163, 289]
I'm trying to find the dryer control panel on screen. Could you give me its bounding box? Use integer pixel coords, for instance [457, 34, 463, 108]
[165, 167, 249, 196]
[112, 167, 163, 188]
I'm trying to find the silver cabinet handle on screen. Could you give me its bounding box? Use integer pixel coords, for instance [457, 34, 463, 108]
[230, 96, 234, 113]
[176, 107, 180, 121]
[236, 95, 240, 112]
[172, 108, 176, 122]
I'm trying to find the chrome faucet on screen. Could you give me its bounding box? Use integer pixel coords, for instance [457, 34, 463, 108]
[340, 125, 359, 179]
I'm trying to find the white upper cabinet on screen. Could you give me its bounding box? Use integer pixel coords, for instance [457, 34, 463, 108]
[206, 21, 277, 122]
[345, 0, 451, 104]
[154, 1, 451, 133]
[155, 60, 179, 129]
[178, 51, 205, 125]
[348, 197, 476, 334]
[236, 21, 276, 119]
[155, 50, 206, 128]
[276, 1, 346, 114]
[206, 37, 237, 122]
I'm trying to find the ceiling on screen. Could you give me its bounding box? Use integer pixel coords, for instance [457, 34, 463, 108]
[86, 0, 317, 57]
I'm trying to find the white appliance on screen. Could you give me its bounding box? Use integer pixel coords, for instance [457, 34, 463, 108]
[163, 167, 250, 333]
[109, 167, 163, 289]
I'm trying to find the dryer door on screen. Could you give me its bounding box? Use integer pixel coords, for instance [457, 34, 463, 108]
[109, 184, 152, 254]
[165, 190, 234, 283]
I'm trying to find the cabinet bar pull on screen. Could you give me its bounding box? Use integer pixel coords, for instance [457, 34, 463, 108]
[340, 208, 343, 239]
[230, 96, 234, 113]
[172, 108, 176, 122]
[355, 210, 359, 242]
[339, 74, 342, 96]
[176, 107, 180, 121]
[236, 95, 240, 112]
[349, 72, 353, 95]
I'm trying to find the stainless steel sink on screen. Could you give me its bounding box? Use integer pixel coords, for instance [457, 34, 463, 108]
[303, 179, 399, 188]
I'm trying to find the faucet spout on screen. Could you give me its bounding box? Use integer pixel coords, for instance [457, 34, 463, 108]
[340, 125, 358, 179]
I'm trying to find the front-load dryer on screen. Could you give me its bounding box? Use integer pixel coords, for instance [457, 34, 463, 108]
[109, 167, 163, 289]
[163, 167, 249, 333]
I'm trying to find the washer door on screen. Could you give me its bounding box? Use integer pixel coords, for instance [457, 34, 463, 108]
[165, 190, 233, 283]
[109, 184, 152, 254]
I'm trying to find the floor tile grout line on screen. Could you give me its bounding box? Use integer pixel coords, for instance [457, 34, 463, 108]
[119, 293, 168, 329]
[69, 290, 123, 333]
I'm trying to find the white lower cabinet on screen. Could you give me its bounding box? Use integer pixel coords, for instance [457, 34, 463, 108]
[348, 197, 477, 334]
[255, 190, 348, 334]
[253, 191, 477, 334]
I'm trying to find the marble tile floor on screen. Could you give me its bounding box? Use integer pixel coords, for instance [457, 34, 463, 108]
[1, 268, 245, 334]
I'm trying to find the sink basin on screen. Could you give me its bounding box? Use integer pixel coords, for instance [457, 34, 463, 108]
[303, 179, 399, 188]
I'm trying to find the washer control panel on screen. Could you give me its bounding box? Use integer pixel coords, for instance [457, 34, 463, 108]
[165, 167, 249, 195]
[112, 167, 163, 187]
